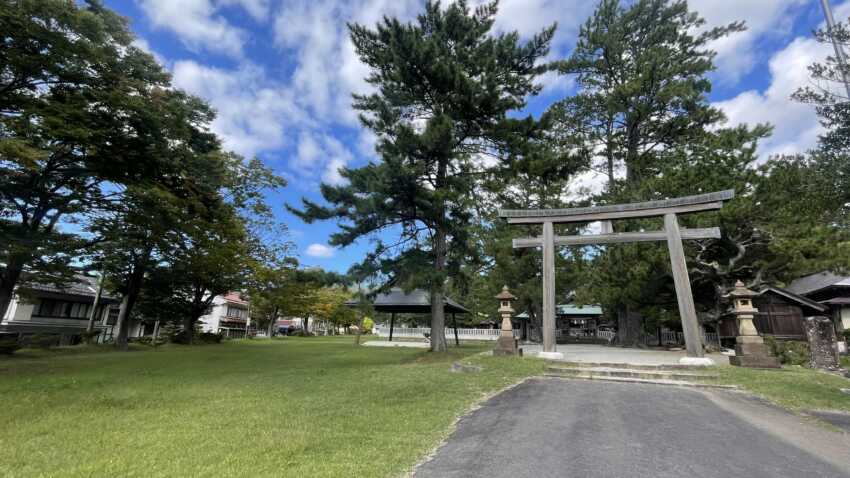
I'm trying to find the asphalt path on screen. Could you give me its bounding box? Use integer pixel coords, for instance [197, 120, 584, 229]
[414, 378, 850, 478]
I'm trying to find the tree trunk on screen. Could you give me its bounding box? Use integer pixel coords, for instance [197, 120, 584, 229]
[430, 224, 448, 352]
[181, 314, 198, 344]
[152, 320, 160, 346]
[527, 305, 543, 343]
[84, 273, 105, 342]
[605, 116, 616, 191]
[354, 315, 364, 345]
[616, 304, 643, 347]
[267, 306, 279, 337]
[302, 316, 309, 335]
[0, 260, 24, 321]
[115, 249, 151, 351]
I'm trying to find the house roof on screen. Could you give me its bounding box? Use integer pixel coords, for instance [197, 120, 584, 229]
[821, 297, 850, 305]
[557, 304, 603, 316]
[349, 288, 470, 314]
[222, 291, 248, 306]
[516, 304, 603, 319]
[22, 274, 116, 301]
[786, 272, 850, 296]
[758, 285, 828, 313]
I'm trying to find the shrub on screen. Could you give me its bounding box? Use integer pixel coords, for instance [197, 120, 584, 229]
[842, 329, 850, 342]
[362, 317, 374, 334]
[160, 322, 180, 343]
[80, 330, 101, 343]
[29, 333, 59, 349]
[0, 336, 20, 355]
[171, 329, 192, 345]
[198, 332, 223, 344]
[764, 336, 810, 366]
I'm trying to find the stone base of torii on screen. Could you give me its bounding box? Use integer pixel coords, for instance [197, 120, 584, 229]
[500, 190, 735, 365]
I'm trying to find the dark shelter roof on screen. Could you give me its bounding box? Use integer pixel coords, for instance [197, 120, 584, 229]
[350, 288, 470, 314]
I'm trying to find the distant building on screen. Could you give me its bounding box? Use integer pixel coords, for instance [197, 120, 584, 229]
[0, 274, 143, 344]
[515, 303, 605, 340]
[1, 277, 254, 343]
[786, 272, 850, 333]
[198, 291, 251, 338]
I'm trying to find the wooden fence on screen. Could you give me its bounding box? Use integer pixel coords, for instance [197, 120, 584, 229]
[642, 330, 720, 347]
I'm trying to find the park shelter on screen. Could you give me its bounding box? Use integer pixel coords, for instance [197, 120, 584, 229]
[354, 288, 470, 343]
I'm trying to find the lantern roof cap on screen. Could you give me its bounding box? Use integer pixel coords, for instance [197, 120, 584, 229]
[495, 285, 517, 301]
[729, 280, 757, 298]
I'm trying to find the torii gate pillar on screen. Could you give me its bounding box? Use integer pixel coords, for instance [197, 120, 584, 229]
[664, 213, 703, 362]
[540, 221, 558, 359]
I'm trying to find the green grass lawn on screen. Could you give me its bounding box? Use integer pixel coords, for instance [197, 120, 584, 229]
[713, 364, 850, 412]
[0, 337, 544, 477]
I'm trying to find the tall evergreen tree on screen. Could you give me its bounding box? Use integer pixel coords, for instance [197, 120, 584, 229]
[555, 0, 743, 191]
[290, 0, 554, 351]
[552, 0, 763, 344]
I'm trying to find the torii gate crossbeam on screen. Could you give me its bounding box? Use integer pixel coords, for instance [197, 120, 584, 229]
[499, 190, 734, 364]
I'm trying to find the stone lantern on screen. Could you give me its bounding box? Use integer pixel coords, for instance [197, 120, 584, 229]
[728, 280, 779, 368]
[493, 286, 522, 356]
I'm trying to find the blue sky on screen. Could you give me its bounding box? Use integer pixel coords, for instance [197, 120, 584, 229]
[103, 0, 849, 273]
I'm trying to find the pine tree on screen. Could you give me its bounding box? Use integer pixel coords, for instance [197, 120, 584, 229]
[289, 1, 554, 351]
[551, 0, 757, 344]
[555, 0, 743, 191]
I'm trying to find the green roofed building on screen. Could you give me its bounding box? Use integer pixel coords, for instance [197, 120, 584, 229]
[515, 303, 607, 341]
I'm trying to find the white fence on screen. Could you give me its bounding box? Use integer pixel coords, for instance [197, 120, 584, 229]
[373, 325, 719, 346]
[373, 326, 519, 341]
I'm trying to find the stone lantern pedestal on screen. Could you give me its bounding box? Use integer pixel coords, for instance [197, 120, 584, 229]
[727, 281, 780, 368]
[493, 286, 522, 357]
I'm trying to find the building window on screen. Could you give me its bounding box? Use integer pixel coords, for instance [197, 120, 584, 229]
[106, 307, 120, 325]
[34, 299, 91, 319]
[225, 305, 247, 319]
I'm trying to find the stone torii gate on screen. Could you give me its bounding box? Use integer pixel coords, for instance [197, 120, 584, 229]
[499, 190, 734, 365]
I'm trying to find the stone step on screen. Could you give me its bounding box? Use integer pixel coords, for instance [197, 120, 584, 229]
[547, 360, 713, 371]
[545, 366, 719, 381]
[543, 373, 737, 389]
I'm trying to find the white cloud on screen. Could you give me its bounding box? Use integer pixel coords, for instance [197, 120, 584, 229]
[171, 60, 306, 158]
[138, 0, 270, 58]
[689, 0, 807, 84]
[291, 132, 353, 186]
[272, 0, 420, 126]
[306, 243, 335, 258]
[714, 35, 831, 159]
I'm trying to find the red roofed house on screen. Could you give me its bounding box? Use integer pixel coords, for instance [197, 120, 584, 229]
[199, 291, 251, 338]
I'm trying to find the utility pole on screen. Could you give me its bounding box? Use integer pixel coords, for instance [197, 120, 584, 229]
[820, 0, 850, 98]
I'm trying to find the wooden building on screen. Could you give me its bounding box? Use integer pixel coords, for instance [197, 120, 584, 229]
[786, 272, 850, 334]
[716, 285, 828, 340]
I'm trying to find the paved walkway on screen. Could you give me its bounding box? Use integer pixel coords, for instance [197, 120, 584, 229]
[521, 343, 730, 365]
[414, 378, 850, 478]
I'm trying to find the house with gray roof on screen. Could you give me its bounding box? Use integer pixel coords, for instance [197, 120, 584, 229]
[786, 271, 850, 333]
[0, 274, 144, 345]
